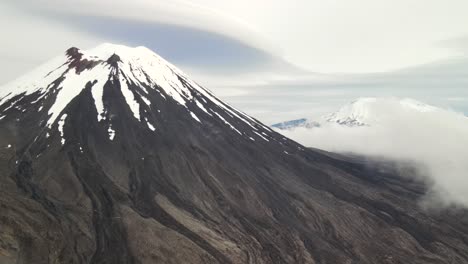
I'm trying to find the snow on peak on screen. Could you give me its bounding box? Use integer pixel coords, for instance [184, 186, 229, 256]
[323, 97, 438, 126]
[0, 44, 193, 125]
[0, 43, 195, 126]
[272, 97, 445, 131]
[58, 114, 67, 145]
[0, 43, 270, 142]
[82, 43, 194, 106]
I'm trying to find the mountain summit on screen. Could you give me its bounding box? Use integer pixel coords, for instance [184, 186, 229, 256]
[272, 97, 442, 129]
[0, 43, 272, 139]
[323, 97, 438, 126]
[1, 44, 468, 264]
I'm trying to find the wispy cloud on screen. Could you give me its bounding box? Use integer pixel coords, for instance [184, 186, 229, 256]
[5, 0, 468, 73]
[0, 0, 302, 85]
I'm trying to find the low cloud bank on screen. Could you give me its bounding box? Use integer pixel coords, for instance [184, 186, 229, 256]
[277, 103, 468, 208]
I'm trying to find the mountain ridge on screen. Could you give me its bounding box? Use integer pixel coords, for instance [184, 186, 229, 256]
[0, 43, 276, 145]
[1, 44, 468, 264]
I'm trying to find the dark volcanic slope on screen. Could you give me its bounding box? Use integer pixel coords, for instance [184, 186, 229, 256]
[1, 44, 467, 264]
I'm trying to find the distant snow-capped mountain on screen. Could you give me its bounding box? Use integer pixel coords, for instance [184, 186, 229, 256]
[323, 97, 438, 126]
[272, 96, 468, 215]
[272, 97, 440, 130]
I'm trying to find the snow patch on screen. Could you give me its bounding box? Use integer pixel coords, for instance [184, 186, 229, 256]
[48, 64, 111, 126]
[140, 94, 151, 106]
[58, 114, 67, 145]
[213, 112, 242, 135]
[190, 112, 201, 123]
[254, 131, 269, 141]
[2, 96, 24, 113]
[195, 100, 212, 116]
[147, 122, 156, 131]
[120, 77, 141, 121]
[145, 117, 156, 131]
[108, 126, 116, 141]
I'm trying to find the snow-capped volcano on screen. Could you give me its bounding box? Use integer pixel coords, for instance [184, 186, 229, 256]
[0, 43, 272, 143]
[272, 97, 441, 129]
[1, 44, 468, 264]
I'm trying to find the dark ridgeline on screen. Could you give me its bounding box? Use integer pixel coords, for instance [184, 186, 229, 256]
[0, 44, 467, 264]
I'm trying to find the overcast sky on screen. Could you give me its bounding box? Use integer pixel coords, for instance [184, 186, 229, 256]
[1, 0, 468, 123]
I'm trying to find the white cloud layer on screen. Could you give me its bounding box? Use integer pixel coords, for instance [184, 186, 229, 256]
[3, 0, 275, 56]
[277, 99, 468, 208]
[5, 0, 468, 73]
[188, 0, 468, 72]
